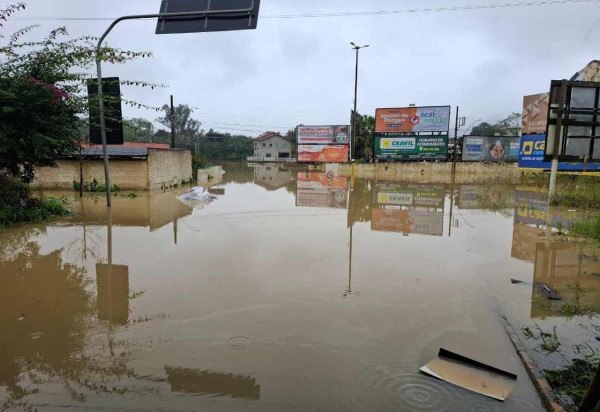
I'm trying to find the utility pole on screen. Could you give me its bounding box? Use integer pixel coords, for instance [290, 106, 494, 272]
[350, 42, 369, 161]
[454, 106, 459, 163]
[549, 80, 567, 201]
[170, 95, 176, 149]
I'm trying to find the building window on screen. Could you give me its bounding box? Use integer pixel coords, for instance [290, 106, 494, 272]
[262, 143, 266, 147]
[278, 152, 290, 158]
[269, 143, 273, 147]
[266, 153, 271, 158]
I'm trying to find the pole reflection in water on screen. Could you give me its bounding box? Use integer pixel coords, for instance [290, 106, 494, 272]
[96, 207, 130, 326]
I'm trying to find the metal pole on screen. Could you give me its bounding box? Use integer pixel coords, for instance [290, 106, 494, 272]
[452, 106, 459, 177]
[549, 80, 567, 201]
[95, 58, 112, 206]
[352, 48, 359, 161]
[94, 7, 255, 207]
[170, 95, 176, 148]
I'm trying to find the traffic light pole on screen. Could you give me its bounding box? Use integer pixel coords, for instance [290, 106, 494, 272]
[94, 6, 254, 206]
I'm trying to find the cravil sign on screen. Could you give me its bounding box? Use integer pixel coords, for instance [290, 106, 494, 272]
[518, 134, 600, 172]
[374, 134, 448, 161]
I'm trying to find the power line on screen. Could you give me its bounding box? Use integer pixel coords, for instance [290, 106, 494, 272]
[6, 0, 599, 22]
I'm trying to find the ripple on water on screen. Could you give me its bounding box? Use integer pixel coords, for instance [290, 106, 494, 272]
[356, 366, 462, 411]
[226, 335, 251, 349]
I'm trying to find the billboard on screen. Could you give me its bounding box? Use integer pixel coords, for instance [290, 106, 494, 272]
[518, 134, 600, 172]
[462, 136, 520, 162]
[374, 134, 448, 161]
[375, 106, 451, 133]
[298, 144, 349, 163]
[297, 125, 349, 145]
[522, 93, 549, 135]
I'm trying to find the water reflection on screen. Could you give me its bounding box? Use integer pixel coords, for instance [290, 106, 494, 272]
[165, 367, 260, 399]
[370, 183, 445, 236]
[296, 171, 349, 208]
[510, 188, 600, 318]
[1, 164, 574, 411]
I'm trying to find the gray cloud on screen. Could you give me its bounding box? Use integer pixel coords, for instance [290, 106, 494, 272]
[4, 0, 600, 135]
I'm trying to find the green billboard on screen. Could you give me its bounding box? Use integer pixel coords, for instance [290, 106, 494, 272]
[374, 134, 448, 161]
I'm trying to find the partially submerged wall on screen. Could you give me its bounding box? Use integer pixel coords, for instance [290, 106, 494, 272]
[34, 159, 149, 190]
[197, 166, 225, 186]
[34, 149, 192, 190]
[336, 162, 520, 184]
[148, 149, 192, 189]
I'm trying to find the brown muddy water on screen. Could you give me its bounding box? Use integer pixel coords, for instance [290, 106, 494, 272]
[1, 162, 599, 411]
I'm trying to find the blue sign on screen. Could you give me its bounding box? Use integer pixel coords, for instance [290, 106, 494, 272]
[518, 134, 600, 171]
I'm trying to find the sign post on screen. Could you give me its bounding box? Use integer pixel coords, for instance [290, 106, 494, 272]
[94, 0, 261, 206]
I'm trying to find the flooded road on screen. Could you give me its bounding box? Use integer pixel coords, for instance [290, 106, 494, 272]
[2, 162, 599, 411]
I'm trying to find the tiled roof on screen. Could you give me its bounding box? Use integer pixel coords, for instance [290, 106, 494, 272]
[255, 132, 285, 142]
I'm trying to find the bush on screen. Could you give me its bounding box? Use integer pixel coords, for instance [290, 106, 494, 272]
[0, 176, 69, 226]
[72, 179, 121, 193]
[569, 217, 600, 240]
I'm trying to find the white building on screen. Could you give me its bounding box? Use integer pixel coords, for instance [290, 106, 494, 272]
[247, 132, 295, 162]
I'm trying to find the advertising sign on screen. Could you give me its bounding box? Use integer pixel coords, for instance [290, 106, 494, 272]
[462, 136, 520, 162]
[372, 184, 445, 208]
[375, 106, 451, 133]
[518, 134, 600, 172]
[297, 125, 350, 145]
[371, 208, 443, 236]
[522, 93, 549, 135]
[298, 144, 349, 163]
[374, 134, 448, 161]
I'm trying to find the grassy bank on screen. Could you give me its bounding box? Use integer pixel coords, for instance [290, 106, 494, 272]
[0, 177, 70, 227]
[520, 173, 600, 210]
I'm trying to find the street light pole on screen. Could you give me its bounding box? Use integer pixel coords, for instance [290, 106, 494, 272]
[94, 7, 254, 207]
[350, 42, 369, 161]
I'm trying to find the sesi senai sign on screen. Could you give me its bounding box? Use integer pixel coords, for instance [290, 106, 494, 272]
[374, 134, 448, 160]
[375, 106, 451, 133]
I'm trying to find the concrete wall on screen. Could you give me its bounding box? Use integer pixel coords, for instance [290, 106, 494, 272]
[197, 166, 224, 186]
[147, 149, 192, 189]
[336, 162, 520, 184]
[253, 135, 292, 160]
[34, 159, 149, 190]
[33, 149, 192, 190]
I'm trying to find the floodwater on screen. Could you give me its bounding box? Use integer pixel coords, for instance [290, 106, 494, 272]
[1, 162, 599, 411]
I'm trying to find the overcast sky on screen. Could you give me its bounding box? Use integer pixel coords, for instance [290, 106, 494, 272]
[4, 0, 600, 136]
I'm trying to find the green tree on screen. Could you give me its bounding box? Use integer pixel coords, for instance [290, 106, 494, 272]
[494, 112, 521, 136]
[157, 104, 202, 148]
[0, 2, 153, 184]
[353, 113, 375, 161]
[123, 118, 155, 142]
[470, 122, 497, 136]
[470, 113, 522, 136]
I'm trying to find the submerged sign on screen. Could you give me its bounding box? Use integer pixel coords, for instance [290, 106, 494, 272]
[375, 106, 451, 133]
[374, 134, 448, 160]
